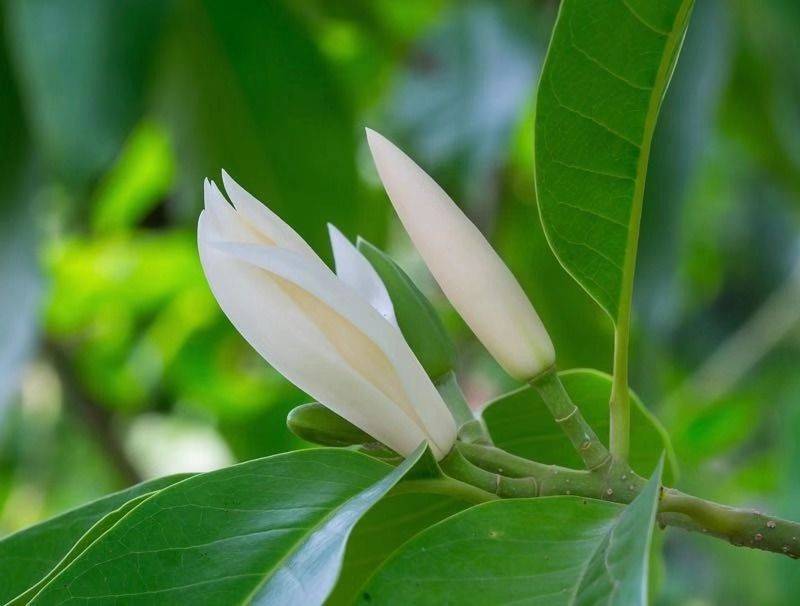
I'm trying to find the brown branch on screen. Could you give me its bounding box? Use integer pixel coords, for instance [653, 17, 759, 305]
[45, 341, 142, 486]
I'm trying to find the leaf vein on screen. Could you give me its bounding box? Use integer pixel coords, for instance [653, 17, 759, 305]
[552, 158, 635, 182]
[548, 75, 641, 149]
[621, 0, 669, 36]
[545, 222, 624, 272]
[567, 21, 651, 91]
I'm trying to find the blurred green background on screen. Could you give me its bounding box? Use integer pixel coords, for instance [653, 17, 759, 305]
[0, 0, 799, 603]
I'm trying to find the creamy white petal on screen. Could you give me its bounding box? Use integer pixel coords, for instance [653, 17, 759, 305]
[199, 218, 455, 458]
[199, 215, 431, 457]
[328, 224, 397, 326]
[366, 128, 555, 380]
[203, 179, 265, 245]
[221, 170, 323, 263]
[210, 240, 456, 457]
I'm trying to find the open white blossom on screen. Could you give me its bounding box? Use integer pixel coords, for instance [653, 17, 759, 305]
[366, 128, 555, 381]
[198, 172, 456, 459]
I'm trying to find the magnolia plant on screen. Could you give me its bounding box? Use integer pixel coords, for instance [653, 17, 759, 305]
[3, 2, 799, 605]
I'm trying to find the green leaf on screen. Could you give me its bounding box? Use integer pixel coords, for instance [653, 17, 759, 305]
[481, 369, 677, 481]
[7, 494, 154, 605]
[0, 474, 190, 604]
[534, 0, 694, 323]
[356, 238, 456, 380]
[574, 458, 664, 605]
[158, 0, 374, 252]
[26, 447, 426, 605]
[5, 0, 169, 183]
[359, 461, 664, 605]
[327, 493, 472, 606]
[328, 446, 487, 605]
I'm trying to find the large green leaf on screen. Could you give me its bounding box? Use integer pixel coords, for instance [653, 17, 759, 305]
[7, 494, 154, 606]
[326, 493, 472, 606]
[5, 0, 168, 184]
[25, 447, 425, 605]
[574, 458, 663, 605]
[158, 0, 375, 252]
[359, 460, 664, 605]
[534, 0, 693, 322]
[481, 369, 677, 481]
[0, 474, 190, 604]
[327, 447, 490, 605]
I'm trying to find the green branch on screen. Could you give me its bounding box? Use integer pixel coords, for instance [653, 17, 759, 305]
[530, 368, 612, 470]
[660, 489, 800, 558]
[442, 441, 800, 559]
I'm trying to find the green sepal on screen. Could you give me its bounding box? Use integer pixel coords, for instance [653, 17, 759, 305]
[287, 402, 375, 447]
[357, 237, 457, 380]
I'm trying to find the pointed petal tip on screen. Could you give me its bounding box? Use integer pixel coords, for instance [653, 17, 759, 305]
[220, 167, 233, 187]
[202, 179, 214, 209]
[220, 169, 237, 200]
[327, 223, 347, 242]
[364, 129, 413, 180]
[366, 128, 399, 160]
[207, 178, 223, 198]
[364, 127, 388, 151]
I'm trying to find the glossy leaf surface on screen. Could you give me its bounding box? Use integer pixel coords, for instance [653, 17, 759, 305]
[0, 474, 190, 604]
[360, 461, 664, 605]
[25, 448, 424, 605]
[534, 0, 694, 322]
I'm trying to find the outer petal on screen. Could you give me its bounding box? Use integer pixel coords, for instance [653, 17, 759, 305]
[200, 216, 455, 458]
[327, 224, 397, 326]
[366, 128, 555, 380]
[221, 170, 323, 264]
[204, 179, 265, 245]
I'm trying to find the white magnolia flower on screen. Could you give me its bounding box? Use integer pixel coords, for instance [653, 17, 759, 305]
[366, 128, 555, 381]
[198, 171, 456, 459]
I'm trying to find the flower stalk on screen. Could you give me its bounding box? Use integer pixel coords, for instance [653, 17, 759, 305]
[529, 368, 612, 471]
[434, 371, 492, 445]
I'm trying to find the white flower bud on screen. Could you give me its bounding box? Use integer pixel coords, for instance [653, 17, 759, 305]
[366, 128, 555, 380]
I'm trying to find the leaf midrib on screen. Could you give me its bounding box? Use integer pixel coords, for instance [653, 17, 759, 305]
[614, 0, 696, 330]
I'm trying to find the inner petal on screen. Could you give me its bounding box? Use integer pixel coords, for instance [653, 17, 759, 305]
[273, 274, 429, 438]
